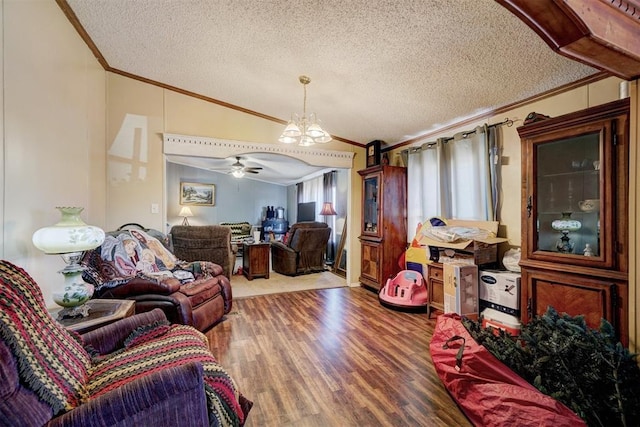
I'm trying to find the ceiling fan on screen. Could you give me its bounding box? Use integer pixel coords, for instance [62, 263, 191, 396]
[211, 156, 262, 177]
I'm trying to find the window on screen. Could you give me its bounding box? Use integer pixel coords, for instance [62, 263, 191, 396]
[406, 125, 499, 241]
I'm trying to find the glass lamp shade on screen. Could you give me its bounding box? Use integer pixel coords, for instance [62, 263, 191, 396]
[299, 135, 315, 147]
[32, 207, 105, 318]
[551, 212, 582, 232]
[314, 131, 332, 143]
[32, 207, 105, 254]
[282, 121, 302, 137]
[278, 135, 298, 144]
[306, 121, 325, 138]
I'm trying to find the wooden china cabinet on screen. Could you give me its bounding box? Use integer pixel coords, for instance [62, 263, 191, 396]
[358, 165, 407, 291]
[518, 98, 629, 345]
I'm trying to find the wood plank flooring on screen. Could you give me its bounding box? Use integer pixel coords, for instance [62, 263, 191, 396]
[204, 286, 471, 427]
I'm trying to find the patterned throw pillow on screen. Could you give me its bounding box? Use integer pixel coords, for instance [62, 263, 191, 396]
[0, 261, 91, 415]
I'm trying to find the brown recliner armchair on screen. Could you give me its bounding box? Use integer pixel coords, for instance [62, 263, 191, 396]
[271, 221, 331, 276]
[81, 224, 232, 332]
[170, 225, 236, 279]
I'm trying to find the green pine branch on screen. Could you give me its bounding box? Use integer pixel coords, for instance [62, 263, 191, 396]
[462, 307, 640, 426]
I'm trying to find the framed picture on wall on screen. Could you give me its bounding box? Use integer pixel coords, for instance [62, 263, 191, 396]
[180, 182, 215, 206]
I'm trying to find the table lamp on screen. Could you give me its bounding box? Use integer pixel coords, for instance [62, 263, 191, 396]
[32, 207, 105, 319]
[179, 206, 194, 225]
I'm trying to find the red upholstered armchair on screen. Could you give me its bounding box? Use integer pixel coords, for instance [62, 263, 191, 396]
[0, 261, 251, 426]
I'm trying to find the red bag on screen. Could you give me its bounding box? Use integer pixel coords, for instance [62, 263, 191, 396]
[429, 314, 586, 427]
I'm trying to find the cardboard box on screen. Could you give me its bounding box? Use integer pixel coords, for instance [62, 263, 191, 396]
[443, 263, 478, 318]
[438, 250, 475, 265]
[478, 270, 520, 316]
[413, 219, 508, 266]
[481, 308, 521, 336]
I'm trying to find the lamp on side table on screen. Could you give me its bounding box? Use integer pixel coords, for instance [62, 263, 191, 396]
[179, 206, 194, 225]
[32, 207, 105, 319]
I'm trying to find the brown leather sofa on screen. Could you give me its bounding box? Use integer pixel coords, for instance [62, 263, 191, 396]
[81, 225, 232, 332]
[271, 221, 331, 276]
[170, 225, 236, 279]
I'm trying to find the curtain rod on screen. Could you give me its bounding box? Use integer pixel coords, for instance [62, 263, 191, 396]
[441, 117, 514, 143]
[404, 117, 515, 154]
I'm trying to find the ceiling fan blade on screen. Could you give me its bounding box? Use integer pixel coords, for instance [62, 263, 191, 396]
[245, 170, 260, 174]
[245, 167, 263, 171]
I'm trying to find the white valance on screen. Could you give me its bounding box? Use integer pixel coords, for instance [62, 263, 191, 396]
[163, 133, 354, 169]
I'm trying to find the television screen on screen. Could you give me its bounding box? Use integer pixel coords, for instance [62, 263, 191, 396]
[297, 202, 316, 222]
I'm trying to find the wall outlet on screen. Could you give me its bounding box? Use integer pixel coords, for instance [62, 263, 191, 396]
[151, 203, 159, 214]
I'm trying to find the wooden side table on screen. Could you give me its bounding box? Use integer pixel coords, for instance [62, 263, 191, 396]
[242, 242, 270, 280]
[51, 299, 135, 334]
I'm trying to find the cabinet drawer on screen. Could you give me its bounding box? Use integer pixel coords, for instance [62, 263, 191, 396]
[428, 264, 443, 280]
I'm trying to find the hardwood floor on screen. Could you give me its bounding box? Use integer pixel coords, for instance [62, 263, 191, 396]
[205, 286, 471, 427]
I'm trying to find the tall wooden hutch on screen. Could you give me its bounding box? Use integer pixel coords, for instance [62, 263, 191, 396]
[358, 165, 407, 291]
[518, 98, 629, 345]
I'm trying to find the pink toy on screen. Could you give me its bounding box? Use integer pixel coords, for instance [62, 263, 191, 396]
[379, 269, 428, 310]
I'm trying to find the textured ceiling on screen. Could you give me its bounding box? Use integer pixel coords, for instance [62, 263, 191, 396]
[63, 0, 599, 183]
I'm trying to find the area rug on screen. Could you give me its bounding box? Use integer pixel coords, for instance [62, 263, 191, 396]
[230, 270, 347, 298]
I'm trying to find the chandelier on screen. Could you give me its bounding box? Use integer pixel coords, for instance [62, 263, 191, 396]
[278, 75, 332, 146]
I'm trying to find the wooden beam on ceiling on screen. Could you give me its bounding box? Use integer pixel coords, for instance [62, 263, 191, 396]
[497, 0, 640, 80]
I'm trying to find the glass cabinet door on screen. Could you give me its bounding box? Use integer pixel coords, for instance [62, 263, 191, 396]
[522, 107, 626, 273]
[363, 174, 380, 235]
[535, 132, 601, 257]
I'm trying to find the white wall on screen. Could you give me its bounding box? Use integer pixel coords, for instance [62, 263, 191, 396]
[1, 0, 107, 307]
